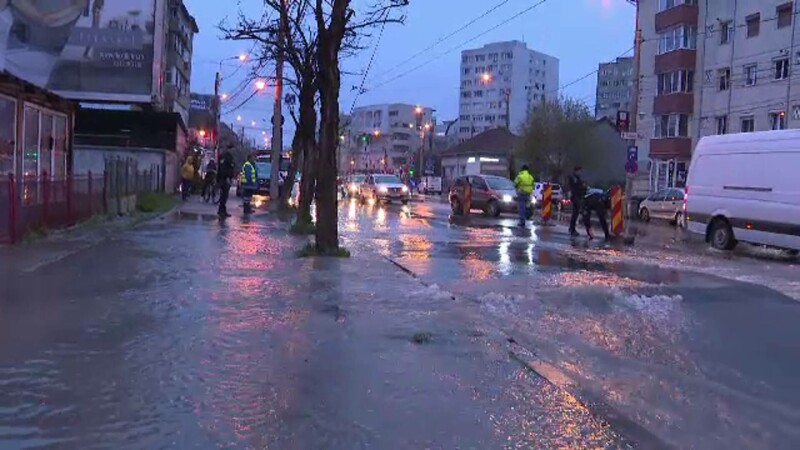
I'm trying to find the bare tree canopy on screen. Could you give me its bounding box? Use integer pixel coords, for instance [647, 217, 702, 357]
[515, 97, 600, 183]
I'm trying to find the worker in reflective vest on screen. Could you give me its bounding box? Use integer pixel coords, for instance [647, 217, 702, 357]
[240, 154, 257, 214]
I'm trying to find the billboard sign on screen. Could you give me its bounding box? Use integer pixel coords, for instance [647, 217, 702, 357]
[190, 94, 214, 112]
[0, 0, 158, 102]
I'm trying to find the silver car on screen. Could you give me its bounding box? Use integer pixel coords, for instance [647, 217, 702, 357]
[638, 188, 685, 225]
[361, 174, 410, 204]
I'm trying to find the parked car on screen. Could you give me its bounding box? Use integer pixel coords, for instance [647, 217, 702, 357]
[448, 174, 534, 218]
[533, 182, 563, 205]
[360, 173, 410, 204]
[638, 188, 685, 225]
[685, 130, 800, 252]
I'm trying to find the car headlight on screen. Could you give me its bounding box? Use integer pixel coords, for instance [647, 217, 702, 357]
[401, 185, 409, 192]
[349, 183, 358, 192]
[502, 194, 513, 203]
[531, 197, 538, 204]
[379, 186, 388, 193]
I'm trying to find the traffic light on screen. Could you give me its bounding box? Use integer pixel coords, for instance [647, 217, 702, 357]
[409, 168, 415, 176]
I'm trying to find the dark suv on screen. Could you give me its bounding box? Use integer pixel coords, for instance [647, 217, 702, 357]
[448, 174, 533, 218]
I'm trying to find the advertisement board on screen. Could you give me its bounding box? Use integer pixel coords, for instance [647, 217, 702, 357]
[0, 0, 159, 102]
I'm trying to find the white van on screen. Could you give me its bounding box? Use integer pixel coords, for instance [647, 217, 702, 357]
[685, 130, 800, 252]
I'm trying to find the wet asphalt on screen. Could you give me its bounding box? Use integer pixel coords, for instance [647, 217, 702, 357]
[0, 196, 799, 449]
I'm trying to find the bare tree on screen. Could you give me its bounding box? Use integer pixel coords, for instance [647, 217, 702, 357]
[220, 0, 320, 222]
[515, 96, 600, 183]
[313, 0, 407, 253]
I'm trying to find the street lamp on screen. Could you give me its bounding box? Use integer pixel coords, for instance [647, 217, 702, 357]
[481, 72, 492, 84]
[236, 115, 242, 122]
[255, 79, 267, 91]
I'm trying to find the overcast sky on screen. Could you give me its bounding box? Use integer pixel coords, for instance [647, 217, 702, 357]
[186, 0, 635, 142]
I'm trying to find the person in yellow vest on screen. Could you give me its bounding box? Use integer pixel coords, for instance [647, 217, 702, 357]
[514, 165, 535, 227]
[240, 154, 258, 214]
[180, 156, 195, 201]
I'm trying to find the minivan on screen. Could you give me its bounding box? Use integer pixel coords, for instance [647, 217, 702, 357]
[685, 130, 800, 252]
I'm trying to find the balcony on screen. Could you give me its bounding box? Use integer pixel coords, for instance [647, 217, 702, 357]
[653, 93, 694, 115]
[650, 137, 692, 160]
[655, 49, 696, 72]
[655, 3, 699, 31]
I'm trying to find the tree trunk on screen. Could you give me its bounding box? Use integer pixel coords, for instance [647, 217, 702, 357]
[298, 139, 316, 224]
[314, 31, 343, 253]
[279, 132, 302, 210]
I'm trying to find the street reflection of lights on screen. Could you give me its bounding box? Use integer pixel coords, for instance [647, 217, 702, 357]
[498, 241, 511, 275]
[376, 207, 386, 226]
[348, 199, 357, 220]
[526, 243, 535, 265]
[367, 197, 376, 206]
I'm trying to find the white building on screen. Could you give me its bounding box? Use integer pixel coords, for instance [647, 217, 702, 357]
[635, 0, 800, 191]
[458, 41, 559, 141]
[342, 103, 435, 173]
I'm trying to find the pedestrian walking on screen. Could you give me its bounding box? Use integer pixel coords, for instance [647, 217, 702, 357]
[567, 166, 587, 236]
[240, 154, 258, 214]
[202, 159, 217, 199]
[514, 165, 535, 227]
[217, 151, 235, 218]
[180, 156, 195, 201]
[582, 190, 611, 241]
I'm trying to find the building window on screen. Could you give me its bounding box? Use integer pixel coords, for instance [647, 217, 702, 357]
[715, 116, 728, 134]
[775, 58, 790, 80]
[0, 95, 15, 176]
[475, 55, 486, 62]
[658, 0, 695, 12]
[777, 3, 793, 29]
[654, 114, 689, 138]
[718, 68, 730, 91]
[769, 111, 787, 130]
[658, 25, 697, 54]
[461, 91, 472, 99]
[741, 116, 755, 132]
[744, 64, 758, 86]
[658, 70, 694, 94]
[389, 110, 398, 117]
[474, 90, 484, 98]
[463, 68, 471, 75]
[720, 21, 732, 44]
[746, 14, 760, 38]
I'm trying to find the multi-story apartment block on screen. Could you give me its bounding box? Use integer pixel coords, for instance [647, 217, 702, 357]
[342, 104, 435, 173]
[161, 0, 198, 126]
[595, 56, 634, 120]
[636, 0, 800, 191]
[458, 41, 559, 141]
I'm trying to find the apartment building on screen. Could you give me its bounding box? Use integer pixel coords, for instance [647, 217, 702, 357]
[342, 104, 434, 173]
[161, 0, 199, 126]
[458, 41, 559, 141]
[595, 56, 634, 120]
[636, 0, 800, 191]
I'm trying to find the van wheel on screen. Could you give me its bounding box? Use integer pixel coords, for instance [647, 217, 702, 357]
[710, 219, 737, 250]
[673, 212, 684, 227]
[485, 200, 500, 218]
[639, 207, 650, 222]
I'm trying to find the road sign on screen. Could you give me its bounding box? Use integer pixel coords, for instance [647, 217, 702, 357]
[616, 111, 630, 132]
[621, 131, 637, 140]
[625, 160, 639, 174]
[425, 159, 434, 175]
[627, 145, 638, 162]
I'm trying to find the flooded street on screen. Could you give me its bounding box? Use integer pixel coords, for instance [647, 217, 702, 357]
[0, 197, 798, 449]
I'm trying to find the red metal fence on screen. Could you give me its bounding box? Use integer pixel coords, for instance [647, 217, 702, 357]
[1, 164, 160, 244]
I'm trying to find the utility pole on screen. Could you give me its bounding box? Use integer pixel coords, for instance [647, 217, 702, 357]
[626, 1, 642, 228]
[269, 0, 287, 206]
[214, 70, 221, 161]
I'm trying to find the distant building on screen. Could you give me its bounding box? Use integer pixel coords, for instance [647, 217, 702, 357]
[440, 128, 518, 186]
[342, 103, 435, 173]
[595, 56, 634, 121]
[160, 0, 199, 126]
[458, 41, 559, 141]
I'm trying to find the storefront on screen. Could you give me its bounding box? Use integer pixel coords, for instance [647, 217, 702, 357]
[650, 158, 688, 191]
[0, 72, 75, 180]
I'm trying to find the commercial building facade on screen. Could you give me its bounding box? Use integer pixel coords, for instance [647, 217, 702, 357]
[636, 0, 800, 191]
[458, 41, 559, 141]
[342, 103, 435, 174]
[595, 56, 634, 121]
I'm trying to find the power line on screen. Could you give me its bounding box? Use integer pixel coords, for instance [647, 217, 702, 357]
[369, 0, 512, 80]
[365, 0, 554, 92]
[350, 9, 391, 113]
